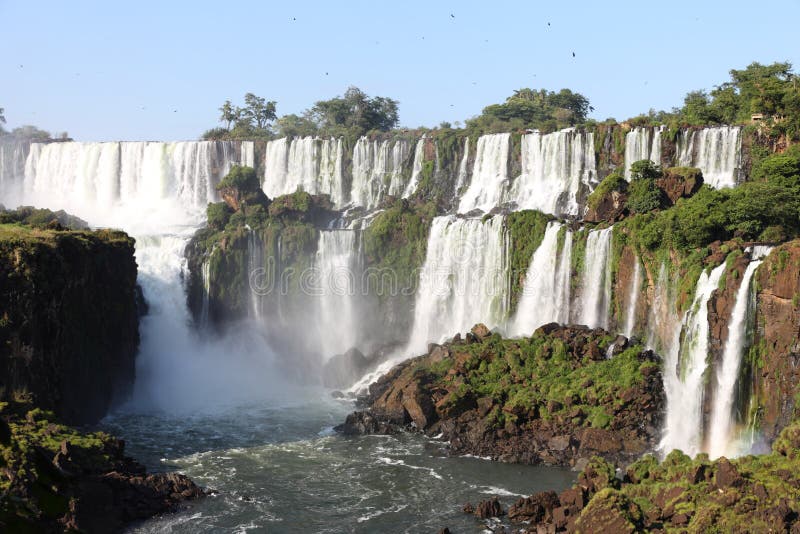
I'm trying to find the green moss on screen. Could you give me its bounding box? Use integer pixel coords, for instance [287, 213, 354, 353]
[506, 210, 553, 313]
[587, 171, 627, 211]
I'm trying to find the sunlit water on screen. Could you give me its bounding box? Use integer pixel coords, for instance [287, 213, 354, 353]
[101, 394, 574, 533]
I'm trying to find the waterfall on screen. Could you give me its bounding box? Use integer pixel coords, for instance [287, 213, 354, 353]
[18, 140, 286, 411]
[623, 260, 642, 337]
[707, 248, 772, 458]
[624, 126, 662, 179]
[200, 259, 211, 329]
[577, 227, 613, 329]
[351, 137, 415, 210]
[508, 128, 597, 217]
[247, 230, 265, 321]
[0, 139, 29, 201]
[401, 138, 425, 198]
[510, 222, 572, 335]
[676, 126, 742, 189]
[263, 137, 344, 206]
[241, 141, 255, 168]
[457, 133, 510, 213]
[453, 137, 470, 193]
[314, 230, 361, 358]
[406, 215, 509, 354]
[661, 263, 727, 456]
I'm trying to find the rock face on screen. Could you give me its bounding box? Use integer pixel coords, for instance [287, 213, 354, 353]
[584, 189, 627, 223]
[751, 240, 800, 441]
[337, 324, 664, 468]
[0, 402, 204, 532]
[656, 167, 703, 205]
[0, 226, 140, 424]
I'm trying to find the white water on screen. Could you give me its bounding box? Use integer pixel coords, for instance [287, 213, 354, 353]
[661, 263, 727, 456]
[314, 230, 361, 357]
[676, 126, 742, 189]
[351, 137, 418, 210]
[706, 259, 762, 458]
[247, 230, 265, 321]
[457, 133, 510, 213]
[623, 260, 642, 337]
[240, 141, 255, 168]
[508, 128, 596, 216]
[510, 222, 572, 335]
[401, 138, 426, 198]
[453, 138, 470, 193]
[405, 215, 509, 354]
[263, 137, 344, 206]
[0, 140, 29, 200]
[624, 126, 662, 179]
[16, 140, 288, 413]
[577, 228, 613, 329]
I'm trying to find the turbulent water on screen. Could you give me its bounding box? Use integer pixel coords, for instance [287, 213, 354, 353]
[102, 399, 573, 533]
[263, 137, 345, 206]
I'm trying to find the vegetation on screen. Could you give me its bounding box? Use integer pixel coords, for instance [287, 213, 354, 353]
[466, 88, 593, 134]
[587, 170, 627, 211]
[506, 210, 553, 312]
[203, 93, 278, 140]
[0, 206, 87, 230]
[362, 199, 436, 300]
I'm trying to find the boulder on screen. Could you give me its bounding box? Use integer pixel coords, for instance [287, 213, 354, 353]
[474, 496, 505, 518]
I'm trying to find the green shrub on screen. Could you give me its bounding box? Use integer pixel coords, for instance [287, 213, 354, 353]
[626, 178, 663, 214]
[207, 202, 232, 230]
[216, 165, 261, 193]
[587, 171, 627, 211]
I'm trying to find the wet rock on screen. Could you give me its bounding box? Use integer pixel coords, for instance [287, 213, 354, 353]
[474, 496, 505, 518]
[470, 323, 492, 340]
[508, 491, 559, 523]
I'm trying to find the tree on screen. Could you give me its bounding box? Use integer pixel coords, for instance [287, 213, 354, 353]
[309, 86, 399, 136]
[468, 87, 592, 133]
[0, 107, 5, 124]
[629, 160, 662, 181]
[218, 100, 236, 130]
[242, 93, 277, 130]
[276, 113, 318, 138]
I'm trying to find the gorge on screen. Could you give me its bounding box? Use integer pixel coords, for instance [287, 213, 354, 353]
[1, 116, 799, 531]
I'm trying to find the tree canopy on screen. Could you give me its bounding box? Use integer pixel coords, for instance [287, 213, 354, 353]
[204, 93, 278, 140]
[467, 88, 593, 133]
[305, 86, 399, 138]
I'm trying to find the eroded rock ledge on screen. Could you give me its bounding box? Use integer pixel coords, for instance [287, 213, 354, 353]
[337, 323, 664, 468]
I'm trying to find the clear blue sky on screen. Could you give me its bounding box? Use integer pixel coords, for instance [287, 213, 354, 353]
[3, 0, 800, 141]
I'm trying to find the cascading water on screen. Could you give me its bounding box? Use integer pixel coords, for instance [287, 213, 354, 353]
[0, 139, 29, 201]
[400, 138, 425, 198]
[509, 222, 572, 335]
[314, 230, 361, 357]
[676, 126, 742, 189]
[18, 140, 285, 412]
[507, 128, 596, 217]
[624, 126, 662, 179]
[457, 133, 510, 213]
[247, 230, 265, 321]
[263, 137, 344, 206]
[453, 137, 470, 194]
[623, 260, 642, 337]
[405, 215, 509, 354]
[240, 141, 255, 168]
[707, 248, 772, 458]
[351, 137, 416, 210]
[660, 263, 727, 456]
[577, 227, 613, 329]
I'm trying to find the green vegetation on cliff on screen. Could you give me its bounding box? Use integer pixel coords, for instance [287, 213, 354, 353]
[506, 210, 553, 312]
[362, 199, 436, 300]
[0, 217, 139, 424]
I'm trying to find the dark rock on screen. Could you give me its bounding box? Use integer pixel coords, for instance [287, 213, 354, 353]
[322, 348, 370, 389]
[474, 496, 505, 518]
[715, 457, 744, 488]
[509, 491, 559, 523]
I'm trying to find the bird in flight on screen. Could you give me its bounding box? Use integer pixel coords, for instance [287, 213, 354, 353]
[450, 13, 455, 18]
[572, 51, 576, 57]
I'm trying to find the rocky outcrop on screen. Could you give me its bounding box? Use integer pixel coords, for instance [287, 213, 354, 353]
[338, 324, 664, 468]
[0, 402, 204, 532]
[656, 167, 703, 205]
[584, 189, 627, 223]
[0, 224, 140, 424]
[480, 421, 800, 532]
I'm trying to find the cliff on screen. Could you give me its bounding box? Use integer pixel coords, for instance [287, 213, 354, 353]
[338, 324, 664, 467]
[0, 401, 203, 532]
[0, 222, 140, 425]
